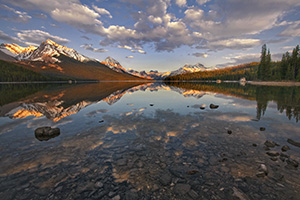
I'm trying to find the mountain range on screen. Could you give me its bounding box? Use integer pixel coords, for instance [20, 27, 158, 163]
[101, 56, 208, 79]
[0, 39, 208, 81]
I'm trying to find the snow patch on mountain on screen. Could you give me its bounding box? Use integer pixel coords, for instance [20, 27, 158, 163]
[101, 56, 127, 73]
[1, 39, 94, 63]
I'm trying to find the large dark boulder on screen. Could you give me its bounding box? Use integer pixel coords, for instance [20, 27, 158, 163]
[34, 126, 60, 141]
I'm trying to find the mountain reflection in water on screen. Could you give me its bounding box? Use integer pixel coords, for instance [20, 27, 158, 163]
[0, 82, 300, 199]
[1, 82, 299, 122]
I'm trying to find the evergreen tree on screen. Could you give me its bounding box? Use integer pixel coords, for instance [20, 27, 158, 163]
[258, 44, 267, 80]
[291, 45, 299, 80]
[265, 49, 271, 80]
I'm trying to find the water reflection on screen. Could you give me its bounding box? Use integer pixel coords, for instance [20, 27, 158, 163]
[1, 82, 300, 123]
[166, 82, 300, 122]
[1, 82, 300, 199]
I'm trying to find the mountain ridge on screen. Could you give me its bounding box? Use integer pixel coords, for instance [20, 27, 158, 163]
[0, 40, 144, 81]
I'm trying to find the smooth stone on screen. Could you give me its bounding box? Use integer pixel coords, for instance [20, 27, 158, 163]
[264, 140, 278, 148]
[233, 187, 250, 200]
[257, 164, 268, 177]
[187, 170, 199, 175]
[34, 126, 60, 141]
[287, 139, 300, 147]
[266, 151, 279, 157]
[112, 195, 120, 200]
[281, 145, 290, 152]
[188, 189, 199, 199]
[174, 183, 191, 195]
[95, 181, 103, 188]
[209, 104, 219, 109]
[160, 173, 172, 186]
[260, 127, 266, 131]
[116, 159, 127, 166]
[286, 158, 299, 168]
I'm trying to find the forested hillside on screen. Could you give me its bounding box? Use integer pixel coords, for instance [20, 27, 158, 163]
[0, 60, 50, 82]
[166, 45, 300, 82]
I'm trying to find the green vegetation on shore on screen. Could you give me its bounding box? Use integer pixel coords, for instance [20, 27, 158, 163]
[0, 60, 50, 82]
[166, 45, 300, 82]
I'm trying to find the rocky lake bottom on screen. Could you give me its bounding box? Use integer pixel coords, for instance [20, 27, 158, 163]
[0, 82, 299, 199]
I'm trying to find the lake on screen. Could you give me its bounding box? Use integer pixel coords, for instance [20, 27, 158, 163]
[0, 82, 300, 199]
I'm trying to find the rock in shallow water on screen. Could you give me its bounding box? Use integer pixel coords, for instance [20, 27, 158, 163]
[256, 164, 268, 177]
[209, 104, 219, 109]
[264, 140, 278, 148]
[34, 127, 60, 141]
[281, 145, 290, 152]
[287, 139, 300, 147]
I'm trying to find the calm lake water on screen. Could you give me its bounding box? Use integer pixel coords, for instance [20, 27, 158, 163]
[0, 82, 300, 200]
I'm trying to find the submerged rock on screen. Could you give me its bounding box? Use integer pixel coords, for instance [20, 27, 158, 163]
[287, 139, 300, 147]
[266, 151, 280, 157]
[286, 158, 299, 168]
[264, 140, 278, 148]
[259, 127, 266, 131]
[256, 164, 268, 177]
[281, 145, 290, 152]
[209, 104, 219, 109]
[34, 127, 60, 141]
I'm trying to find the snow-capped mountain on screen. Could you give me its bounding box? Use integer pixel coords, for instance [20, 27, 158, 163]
[101, 56, 127, 73]
[0, 43, 36, 58]
[168, 63, 207, 77]
[1, 39, 93, 63]
[126, 63, 207, 79]
[100, 57, 208, 80]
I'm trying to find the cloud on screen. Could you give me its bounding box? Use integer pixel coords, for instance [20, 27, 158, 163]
[207, 38, 262, 51]
[80, 44, 108, 53]
[118, 45, 132, 50]
[92, 5, 112, 18]
[192, 52, 208, 58]
[175, 0, 187, 7]
[278, 21, 300, 37]
[34, 13, 47, 19]
[0, 30, 27, 45]
[81, 36, 91, 40]
[126, 56, 134, 59]
[196, 0, 211, 5]
[17, 30, 69, 45]
[5, 0, 300, 53]
[0, 4, 31, 23]
[138, 50, 146, 54]
[217, 53, 260, 68]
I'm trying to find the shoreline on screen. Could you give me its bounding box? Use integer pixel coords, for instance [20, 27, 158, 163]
[247, 81, 300, 86]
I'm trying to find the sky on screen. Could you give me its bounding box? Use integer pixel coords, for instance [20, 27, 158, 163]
[0, 0, 299, 72]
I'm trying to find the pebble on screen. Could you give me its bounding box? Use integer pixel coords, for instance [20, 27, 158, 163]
[95, 181, 104, 188]
[174, 183, 191, 195]
[112, 195, 120, 200]
[160, 173, 172, 186]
